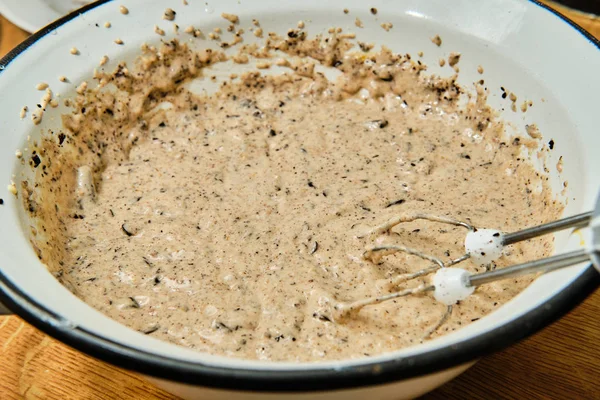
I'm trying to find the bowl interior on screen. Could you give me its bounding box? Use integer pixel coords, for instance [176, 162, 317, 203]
[0, 0, 598, 371]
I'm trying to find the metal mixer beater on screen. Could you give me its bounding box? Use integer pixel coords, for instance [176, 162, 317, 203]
[334, 192, 600, 337]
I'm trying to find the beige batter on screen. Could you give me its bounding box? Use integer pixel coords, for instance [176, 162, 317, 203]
[22, 30, 562, 362]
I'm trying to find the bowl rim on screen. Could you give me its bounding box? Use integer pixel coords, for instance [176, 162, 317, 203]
[0, 0, 598, 392]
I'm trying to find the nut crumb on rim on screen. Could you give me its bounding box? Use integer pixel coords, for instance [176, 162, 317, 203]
[76, 81, 88, 95]
[358, 41, 374, 52]
[448, 52, 461, 67]
[31, 111, 42, 125]
[163, 8, 176, 21]
[275, 58, 290, 67]
[221, 13, 239, 24]
[526, 124, 542, 139]
[7, 182, 17, 196]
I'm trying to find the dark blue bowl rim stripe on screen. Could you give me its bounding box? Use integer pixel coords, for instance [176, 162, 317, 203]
[0, 0, 598, 392]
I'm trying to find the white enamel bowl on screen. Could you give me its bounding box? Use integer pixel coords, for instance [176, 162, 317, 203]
[0, 1, 599, 399]
[0, 0, 92, 33]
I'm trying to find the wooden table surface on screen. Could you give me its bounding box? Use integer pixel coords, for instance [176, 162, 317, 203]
[1, 3, 599, 399]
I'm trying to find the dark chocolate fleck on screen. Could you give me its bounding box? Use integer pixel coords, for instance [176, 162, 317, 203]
[121, 223, 134, 236]
[372, 119, 388, 128]
[386, 199, 405, 208]
[129, 297, 141, 308]
[32, 155, 41, 168]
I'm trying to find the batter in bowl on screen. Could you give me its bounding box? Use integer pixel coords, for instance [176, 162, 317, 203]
[22, 29, 562, 361]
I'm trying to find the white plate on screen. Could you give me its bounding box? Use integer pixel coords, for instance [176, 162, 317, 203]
[0, 0, 91, 32]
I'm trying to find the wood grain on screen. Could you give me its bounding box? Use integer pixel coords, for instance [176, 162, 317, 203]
[0, 16, 28, 57]
[548, 2, 600, 38]
[1, 3, 599, 400]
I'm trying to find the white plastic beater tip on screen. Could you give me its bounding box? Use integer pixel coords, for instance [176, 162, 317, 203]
[464, 228, 504, 266]
[432, 267, 475, 305]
